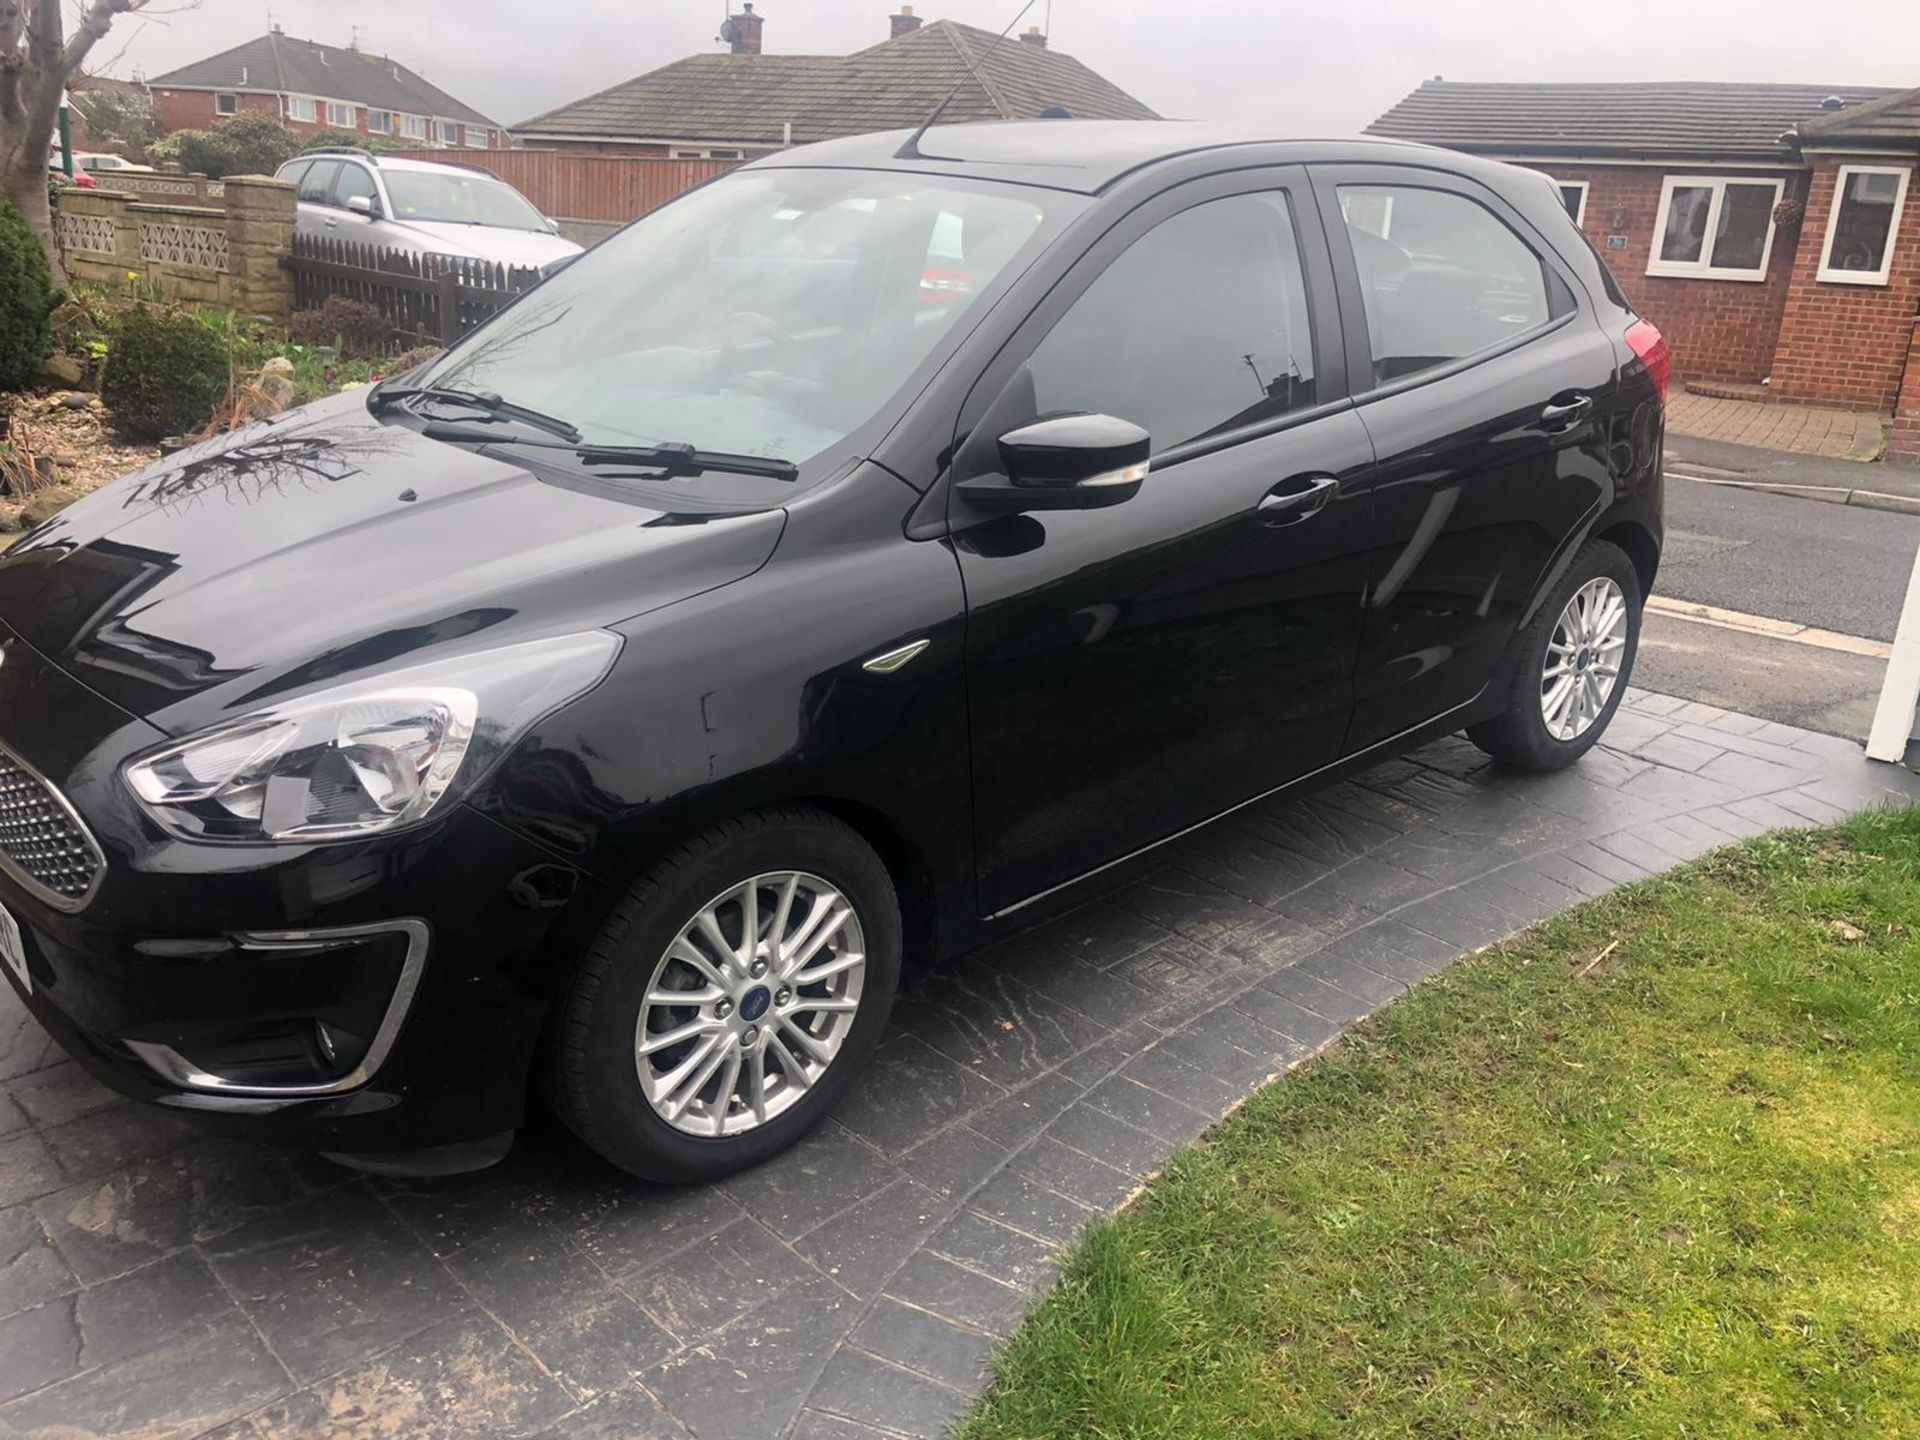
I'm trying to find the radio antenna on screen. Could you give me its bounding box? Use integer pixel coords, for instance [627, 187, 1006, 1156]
[894, 0, 1038, 160]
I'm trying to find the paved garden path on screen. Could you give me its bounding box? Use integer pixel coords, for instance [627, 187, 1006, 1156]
[1667, 390, 1889, 462]
[3, 690, 1918, 1440]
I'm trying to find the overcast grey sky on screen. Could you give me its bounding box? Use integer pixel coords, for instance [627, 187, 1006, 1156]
[100, 0, 1920, 133]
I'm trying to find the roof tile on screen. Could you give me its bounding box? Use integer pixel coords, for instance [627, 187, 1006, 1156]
[146, 32, 499, 128]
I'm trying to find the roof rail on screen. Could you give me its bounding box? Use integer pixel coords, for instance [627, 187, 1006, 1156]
[297, 145, 381, 162]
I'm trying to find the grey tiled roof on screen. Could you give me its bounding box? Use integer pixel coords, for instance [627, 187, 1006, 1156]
[1368, 79, 1899, 160]
[514, 19, 1158, 144]
[145, 32, 499, 127]
[1795, 84, 1920, 145]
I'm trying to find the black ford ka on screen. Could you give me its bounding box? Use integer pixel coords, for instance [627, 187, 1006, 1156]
[0, 123, 1664, 1182]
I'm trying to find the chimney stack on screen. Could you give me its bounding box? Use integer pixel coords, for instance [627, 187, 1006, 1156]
[1019, 24, 1047, 47]
[890, 5, 922, 39]
[724, 3, 764, 54]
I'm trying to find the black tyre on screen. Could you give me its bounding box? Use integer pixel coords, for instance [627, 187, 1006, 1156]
[1466, 538, 1642, 771]
[549, 806, 901, 1183]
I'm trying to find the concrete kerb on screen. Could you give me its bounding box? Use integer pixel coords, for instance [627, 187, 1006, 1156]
[1668, 470, 1920, 517]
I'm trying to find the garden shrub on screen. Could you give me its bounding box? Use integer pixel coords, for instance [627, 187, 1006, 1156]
[289, 296, 401, 358]
[0, 199, 56, 392]
[102, 307, 231, 439]
[151, 113, 300, 179]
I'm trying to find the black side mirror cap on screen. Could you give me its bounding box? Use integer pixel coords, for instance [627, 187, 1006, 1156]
[955, 413, 1150, 514]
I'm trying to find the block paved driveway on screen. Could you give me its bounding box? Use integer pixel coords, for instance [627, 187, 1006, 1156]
[3, 689, 1917, 1440]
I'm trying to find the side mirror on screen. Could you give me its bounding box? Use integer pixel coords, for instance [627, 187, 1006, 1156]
[955, 413, 1150, 514]
[346, 194, 379, 219]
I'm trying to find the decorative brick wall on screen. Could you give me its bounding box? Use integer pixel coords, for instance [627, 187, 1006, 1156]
[53, 176, 297, 319]
[1769, 158, 1920, 411]
[1890, 317, 1920, 465]
[1549, 164, 1804, 389]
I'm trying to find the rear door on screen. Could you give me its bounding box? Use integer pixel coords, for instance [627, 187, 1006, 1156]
[291, 158, 340, 242]
[1311, 164, 1620, 752]
[952, 167, 1377, 915]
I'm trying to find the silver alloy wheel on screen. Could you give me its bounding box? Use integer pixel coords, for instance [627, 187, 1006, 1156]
[1541, 576, 1630, 741]
[634, 871, 866, 1138]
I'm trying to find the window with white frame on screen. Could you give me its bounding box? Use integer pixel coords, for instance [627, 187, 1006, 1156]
[1554, 181, 1588, 226]
[434, 120, 458, 145]
[669, 147, 745, 160]
[465, 127, 489, 148]
[400, 114, 427, 140]
[215, 92, 238, 116]
[326, 101, 355, 128]
[287, 95, 317, 123]
[1817, 164, 1911, 286]
[1648, 175, 1783, 281]
[367, 109, 394, 135]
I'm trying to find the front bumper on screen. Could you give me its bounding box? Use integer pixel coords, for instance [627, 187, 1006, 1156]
[0, 629, 602, 1153]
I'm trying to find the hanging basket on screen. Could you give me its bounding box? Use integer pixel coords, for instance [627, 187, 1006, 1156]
[1772, 196, 1805, 227]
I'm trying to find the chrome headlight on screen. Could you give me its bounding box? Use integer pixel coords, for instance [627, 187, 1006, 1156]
[125, 631, 620, 843]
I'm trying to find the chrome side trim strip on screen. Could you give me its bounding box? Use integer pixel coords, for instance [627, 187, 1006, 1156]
[0, 737, 107, 914]
[862, 638, 930, 674]
[126, 918, 431, 1098]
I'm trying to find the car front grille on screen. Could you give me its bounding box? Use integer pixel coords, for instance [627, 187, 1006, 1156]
[0, 748, 104, 909]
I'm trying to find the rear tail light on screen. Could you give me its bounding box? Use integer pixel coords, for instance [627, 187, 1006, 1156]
[1625, 319, 1669, 404]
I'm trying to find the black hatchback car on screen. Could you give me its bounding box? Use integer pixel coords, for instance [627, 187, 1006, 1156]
[0, 123, 1664, 1182]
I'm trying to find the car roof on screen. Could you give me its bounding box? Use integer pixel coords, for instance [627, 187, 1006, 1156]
[291, 150, 500, 180]
[746, 120, 1494, 195]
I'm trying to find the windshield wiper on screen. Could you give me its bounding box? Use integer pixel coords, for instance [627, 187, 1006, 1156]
[373, 384, 582, 443]
[419, 424, 800, 482]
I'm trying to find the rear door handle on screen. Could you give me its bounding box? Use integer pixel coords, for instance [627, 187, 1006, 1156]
[1541, 394, 1593, 430]
[1257, 474, 1339, 526]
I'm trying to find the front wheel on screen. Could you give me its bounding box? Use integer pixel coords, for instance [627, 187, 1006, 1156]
[1466, 538, 1642, 771]
[549, 807, 901, 1183]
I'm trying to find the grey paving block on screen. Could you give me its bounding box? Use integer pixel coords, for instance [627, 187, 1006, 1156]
[1118, 1043, 1240, 1113]
[0, 1091, 24, 1139]
[623, 1216, 822, 1345]
[1360, 916, 1467, 966]
[36, 1140, 312, 1283]
[1396, 893, 1519, 953]
[203, 1186, 466, 1385]
[1704, 709, 1770, 737]
[1769, 789, 1851, 826]
[1561, 840, 1652, 887]
[258, 1312, 572, 1440]
[1149, 1022, 1285, 1094]
[1724, 795, 1817, 833]
[1656, 811, 1746, 852]
[1220, 915, 1329, 971]
[566, 1177, 740, 1287]
[896, 1125, 1007, 1200]
[1789, 729, 1864, 759]
[445, 1226, 675, 1397]
[1178, 829, 1328, 906]
[792, 1409, 899, 1440]
[1528, 849, 1624, 898]
[1625, 691, 1689, 717]
[886, 1251, 1033, 1335]
[851, 1295, 996, 1392]
[1018, 898, 1171, 968]
[6, 1061, 122, 1130]
[1450, 874, 1560, 927]
[893, 961, 1112, 1087]
[645, 1273, 858, 1440]
[1371, 827, 1505, 886]
[721, 1121, 902, 1241]
[1493, 859, 1592, 911]
[1260, 966, 1380, 1024]
[1238, 793, 1398, 862]
[1631, 819, 1720, 863]
[1670, 722, 1823, 772]
[0, 1312, 287, 1440]
[965, 1168, 1096, 1248]
[810, 1346, 971, 1439]
[519, 1384, 689, 1440]
[834, 1033, 1008, 1156]
[1290, 950, 1408, 1008]
[1699, 749, 1808, 795]
[1233, 985, 1343, 1051]
[1012, 1136, 1140, 1212]
[1599, 708, 1675, 752]
[1179, 1005, 1310, 1070]
[794, 1178, 947, 1298]
[1081, 1075, 1213, 1147]
[0, 992, 62, 1084]
[927, 1209, 1059, 1291]
[36, 1101, 196, 1182]
[1119, 868, 1274, 947]
[1312, 778, 1435, 834]
[1637, 731, 1725, 773]
[966, 1069, 1089, 1151]
[0, 1203, 72, 1320]
[0, 1131, 62, 1210]
[1042, 1101, 1177, 1179]
[976, 942, 1169, 1032]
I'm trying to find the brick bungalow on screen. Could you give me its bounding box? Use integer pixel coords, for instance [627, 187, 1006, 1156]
[1369, 81, 1920, 460]
[145, 26, 505, 150]
[513, 5, 1157, 159]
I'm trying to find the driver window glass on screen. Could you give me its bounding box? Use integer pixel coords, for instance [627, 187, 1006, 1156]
[1336, 183, 1551, 385]
[297, 159, 340, 206]
[1026, 191, 1317, 453]
[334, 164, 378, 211]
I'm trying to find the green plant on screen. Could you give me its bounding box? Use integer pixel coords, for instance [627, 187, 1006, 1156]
[151, 112, 300, 179]
[102, 306, 231, 439]
[0, 199, 57, 392]
[288, 296, 400, 358]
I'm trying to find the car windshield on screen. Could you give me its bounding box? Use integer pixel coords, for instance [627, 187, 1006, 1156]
[382, 169, 549, 231]
[415, 169, 1071, 478]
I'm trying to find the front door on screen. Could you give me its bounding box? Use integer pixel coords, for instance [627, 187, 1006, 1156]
[1312, 165, 1622, 751]
[951, 169, 1376, 916]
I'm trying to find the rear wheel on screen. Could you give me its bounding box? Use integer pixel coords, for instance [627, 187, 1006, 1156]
[1466, 538, 1641, 771]
[550, 807, 900, 1182]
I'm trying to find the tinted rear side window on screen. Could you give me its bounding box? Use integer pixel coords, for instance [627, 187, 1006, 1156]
[277, 159, 312, 190]
[1025, 191, 1317, 453]
[1337, 184, 1551, 384]
[298, 159, 340, 205]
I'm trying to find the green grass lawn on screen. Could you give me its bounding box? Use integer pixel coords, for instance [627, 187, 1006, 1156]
[958, 809, 1920, 1439]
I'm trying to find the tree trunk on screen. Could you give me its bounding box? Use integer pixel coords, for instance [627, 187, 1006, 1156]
[1, 153, 68, 286]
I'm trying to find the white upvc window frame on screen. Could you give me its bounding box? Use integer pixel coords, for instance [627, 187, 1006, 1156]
[400, 114, 427, 140]
[1816, 163, 1912, 287]
[1554, 180, 1588, 226]
[214, 91, 238, 116]
[325, 101, 356, 129]
[286, 95, 318, 124]
[433, 119, 458, 146]
[366, 109, 394, 135]
[465, 127, 489, 148]
[1647, 174, 1784, 283]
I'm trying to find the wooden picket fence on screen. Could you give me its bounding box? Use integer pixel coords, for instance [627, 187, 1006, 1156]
[285, 233, 543, 343]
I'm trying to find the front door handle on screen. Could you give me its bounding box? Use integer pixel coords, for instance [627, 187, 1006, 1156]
[1541, 394, 1593, 430]
[1257, 474, 1339, 526]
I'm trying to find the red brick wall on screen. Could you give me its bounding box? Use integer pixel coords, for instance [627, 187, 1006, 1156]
[1770, 158, 1920, 411]
[1545, 164, 1804, 388]
[151, 88, 504, 149]
[1890, 317, 1920, 464]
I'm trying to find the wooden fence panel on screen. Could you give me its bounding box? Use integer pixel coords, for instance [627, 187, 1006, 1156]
[286, 233, 540, 343]
[376, 149, 737, 224]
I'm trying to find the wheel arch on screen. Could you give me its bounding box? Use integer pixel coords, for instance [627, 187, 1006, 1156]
[1597, 517, 1660, 600]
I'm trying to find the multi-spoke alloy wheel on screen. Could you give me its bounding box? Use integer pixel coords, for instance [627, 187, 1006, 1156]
[1540, 576, 1629, 742]
[635, 871, 866, 1137]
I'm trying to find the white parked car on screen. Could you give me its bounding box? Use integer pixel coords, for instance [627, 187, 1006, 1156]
[75, 151, 156, 175]
[275, 148, 582, 274]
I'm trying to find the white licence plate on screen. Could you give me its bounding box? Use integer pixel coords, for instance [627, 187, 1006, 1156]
[0, 903, 27, 994]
